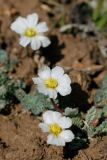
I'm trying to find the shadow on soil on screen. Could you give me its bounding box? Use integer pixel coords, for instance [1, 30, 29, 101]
[41, 35, 65, 66]
[58, 82, 91, 112]
[63, 137, 89, 159]
[59, 82, 90, 158]
[63, 126, 89, 159]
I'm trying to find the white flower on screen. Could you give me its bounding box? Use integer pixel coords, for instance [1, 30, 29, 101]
[39, 110, 75, 146]
[32, 66, 72, 99]
[10, 13, 51, 50]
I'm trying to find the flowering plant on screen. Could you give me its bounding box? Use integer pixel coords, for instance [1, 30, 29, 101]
[9, 12, 107, 149]
[11, 13, 51, 50]
[32, 66, 71, 99]
[39, 110, 74, 146]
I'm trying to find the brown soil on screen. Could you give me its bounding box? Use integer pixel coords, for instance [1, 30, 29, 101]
[0, 105, 107, 160]
[0, 0, 107, 159]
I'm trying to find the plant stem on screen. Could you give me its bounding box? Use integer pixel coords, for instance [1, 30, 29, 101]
[51, 98, 63, 113]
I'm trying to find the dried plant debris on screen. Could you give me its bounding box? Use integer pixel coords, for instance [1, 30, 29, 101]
[60, 23, 94, 33]
[40, 0, 67, 28]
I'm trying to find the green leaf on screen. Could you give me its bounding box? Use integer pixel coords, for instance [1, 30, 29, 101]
[92, 0, 104, 21]
[95, 120, 107, 134]
[0, 99, 7, 110]
[15, 89, 53, 115]
[71, 117, 83, 128]
[0, 72, 25, 112]
[95, 11, 107, 29]
[87, 126, 96, 138]
[64, 107, 78, 117]
[0, 49, 8, 64]
[103, 105, 107, 116]
[86, 107, 97, 124]
[94, 76, 107, 107]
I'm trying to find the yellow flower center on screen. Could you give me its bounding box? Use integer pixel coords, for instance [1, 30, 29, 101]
[24, 28, 37, 37]
[44, 78, 58, 89]
[48, 123, 62, 136]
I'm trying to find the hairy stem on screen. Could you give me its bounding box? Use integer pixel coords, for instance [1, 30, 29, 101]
[51, 98, 63, 113]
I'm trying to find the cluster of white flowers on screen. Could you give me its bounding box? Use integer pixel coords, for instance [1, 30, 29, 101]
[32, 66, 72, 99]
[11, 13, 51, 50]
[39, 110, 74, 146]
[33, 66, 73, 146]
[11, 13, 74, 147]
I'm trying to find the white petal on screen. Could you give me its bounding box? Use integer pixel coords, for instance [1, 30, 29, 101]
[56, 82, 71, 96]
[59, 130, 75, 142]
[11, 17, 28, 34]
[36, 22, 49, 33]
[32, 77, 48, 95]
[27, 13, 38, 27]
[43, 111, 61, 124]
[39, 123, 49, 132]
[32, 77, 40, 84]
[32, 77, 44, 85]
[31, 37, 41, 50]
[56, 74, 72, 96]
[37, 83, 48, 95]
[57, 85, 71, 96]
[47, 134, 65, 146]
[37, 36, 51, 47]
[58, 116, 72, 129]
[43, 111, 55, 124]
[47, 88, 57, 99]
[51, 66, 64, 79]
[38, 66, 51, 80]
[19, 36, 30, 47]
[61, 74, 71, 84]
